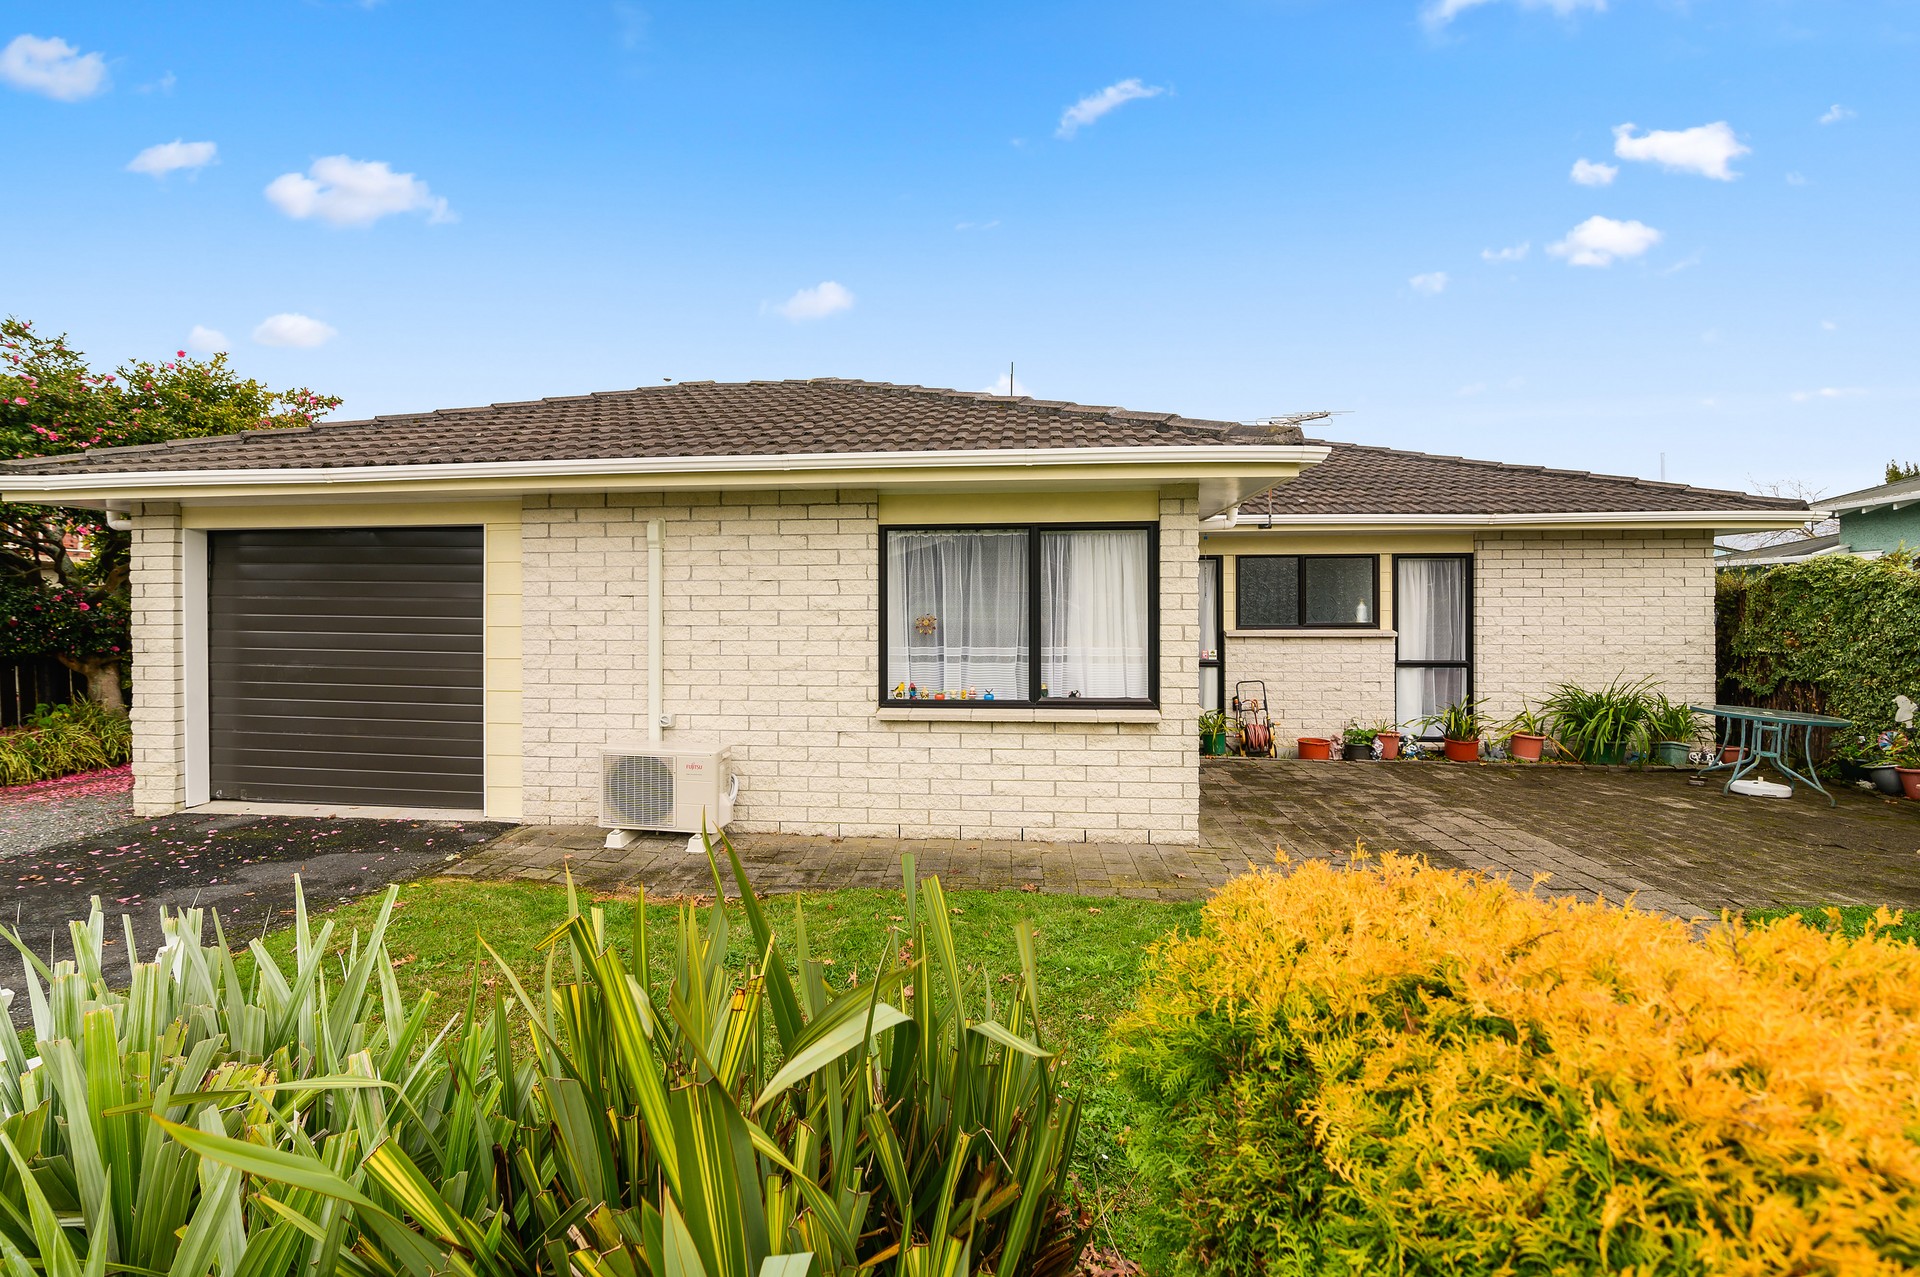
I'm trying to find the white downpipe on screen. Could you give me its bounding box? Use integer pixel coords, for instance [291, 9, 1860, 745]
[647, 519, 664, 744]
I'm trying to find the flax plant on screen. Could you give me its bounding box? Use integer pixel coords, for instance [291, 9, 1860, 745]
[47, 831, 1086, 1277]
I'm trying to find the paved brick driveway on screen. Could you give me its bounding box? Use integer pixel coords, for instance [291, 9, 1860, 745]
[447, 760, 1920, 915]
[1205, 758, 1920, 917]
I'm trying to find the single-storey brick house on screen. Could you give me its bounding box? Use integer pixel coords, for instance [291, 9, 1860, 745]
[3, 379, 1806, 845]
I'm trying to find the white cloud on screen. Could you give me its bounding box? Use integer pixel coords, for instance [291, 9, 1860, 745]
[1819, 103, 1855, 125]
[772, 281, 854, 321]
[1423, 0, 1604, 28]
[1056, 78, 1165, 139]
[1570, 157, 1617, 186]
[982, 371, 1030, 396]
[1481, 241, 1529, 262]
[1457, 382, 1487, 397]
[1785, 171, 1807, 186]
[954, 219, 1001, 231]
[127, 139, 217, 178]
[1820, 319, 1837, 331]
[1409, 271, 1449, 294]
[1612, 121, 1749, 180]
[186, 325, 228, 353]
[0, 34, 109, 101]
[265, 155, 453, 227]
[1547, 215, 1662, 267]
[252, 313, 337, 348]
[1790, 386, 1864, 402]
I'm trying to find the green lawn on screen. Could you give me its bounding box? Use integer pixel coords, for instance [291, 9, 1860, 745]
[256, 875, 1202, 1258]
[1743, 904, 1920, 944]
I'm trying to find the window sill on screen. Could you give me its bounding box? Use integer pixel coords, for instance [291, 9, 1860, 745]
[875, 706, 1163, 724]
[1227, 628, 1398, 639]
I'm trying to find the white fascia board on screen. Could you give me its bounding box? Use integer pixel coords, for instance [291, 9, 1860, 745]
[0, 443, 1332, 500]
[1221, 509, 1811, 531]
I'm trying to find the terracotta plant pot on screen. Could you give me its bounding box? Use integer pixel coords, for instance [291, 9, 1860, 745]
[1721, 746, 1747, 764]
[1442, 738, 1480, 763]
[1297, 736, 1334, 761]
[1508, 732, 1546, 762]
[1898, 768, 1920, 801]
[1377, 731, 1402, 760]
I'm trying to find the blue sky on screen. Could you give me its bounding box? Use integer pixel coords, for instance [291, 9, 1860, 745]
[3, 1, 1914, 496]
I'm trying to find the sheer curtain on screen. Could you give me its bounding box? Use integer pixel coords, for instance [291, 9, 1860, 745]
[886, 531, 1029, 698]
[1394, 556, 1468, 730]
[1041, 530, 1150, 699]
[1198, 559, 1220, 658]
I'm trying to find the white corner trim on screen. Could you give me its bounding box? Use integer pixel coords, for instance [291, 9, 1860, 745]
[182, 528, 209, 807]
[0, 443, 1331, 497]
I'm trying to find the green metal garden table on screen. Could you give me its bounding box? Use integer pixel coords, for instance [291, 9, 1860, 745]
[1686, 703, 1853, 806]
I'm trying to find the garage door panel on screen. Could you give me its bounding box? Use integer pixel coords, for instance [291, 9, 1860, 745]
[209, 527, 486, 808]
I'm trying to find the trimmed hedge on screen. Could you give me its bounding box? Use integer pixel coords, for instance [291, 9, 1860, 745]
[1109, 854, 1920, 1276]
[1717, 552, 1920, 736]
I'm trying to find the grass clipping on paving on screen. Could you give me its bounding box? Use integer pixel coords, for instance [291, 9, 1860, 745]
[1109, 851, 1920, 1277]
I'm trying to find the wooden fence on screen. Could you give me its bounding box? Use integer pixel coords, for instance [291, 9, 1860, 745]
[0, 658, 83, 728]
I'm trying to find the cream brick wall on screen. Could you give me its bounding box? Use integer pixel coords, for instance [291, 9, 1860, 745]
[1226, 634, 1396, 750]
[1472, 530, 1717, 723]
[520, 487, 1202, 843]
[130, 504, 186, 815]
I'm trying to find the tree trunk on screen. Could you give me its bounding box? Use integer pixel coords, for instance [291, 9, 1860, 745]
[57, 654, 127, 716]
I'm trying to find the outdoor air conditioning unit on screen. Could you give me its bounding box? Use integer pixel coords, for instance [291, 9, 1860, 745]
[599, 744, 738, 851]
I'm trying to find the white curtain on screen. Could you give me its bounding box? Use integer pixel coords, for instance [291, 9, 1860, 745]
[1198, 559, 1220, 658]
[1394, 557, 1469, 730]
[1041, 530, 1150, 700]
[1397, 557, 1467, 661]
[886, 531, 1029, 698]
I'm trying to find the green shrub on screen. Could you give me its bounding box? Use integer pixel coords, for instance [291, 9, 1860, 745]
[1109, 853, 1920, 1277]
[1718, 552, 1920, 735]
[0, 699, 131, 785]
[1541, 676, 1661, 762]
[0, 834, 1088, 1277]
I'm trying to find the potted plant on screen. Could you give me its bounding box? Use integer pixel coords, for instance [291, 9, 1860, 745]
[1892, 732, 1920, 800]
[1645, 696, 1701, 768]
[1421, 698, 1484, 762]
[1296, 735, 1335, 761]
[1541, 678, 1659, 765]
[1199, 709, 1231, 757]
[1374, 720, 1404, 760]
[1341, 721, 1378, 761]
[1499, 702, 1551, 762]
[1830, 733, 1902, 795]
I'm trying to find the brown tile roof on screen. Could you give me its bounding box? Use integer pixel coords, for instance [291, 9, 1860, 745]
[7, 378, 1301, 475]
[1232, 440, 1807, 517]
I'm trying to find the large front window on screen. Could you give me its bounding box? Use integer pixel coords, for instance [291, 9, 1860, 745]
[883, 525, 1155, 705]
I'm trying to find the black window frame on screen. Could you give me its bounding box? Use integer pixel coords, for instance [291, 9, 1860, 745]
[1234, 553, 1381, 630]
[878, 521, 1161, 710]
[1392, 553, 1474, 737]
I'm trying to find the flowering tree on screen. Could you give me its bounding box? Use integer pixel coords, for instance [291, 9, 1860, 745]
[0, 317, 339, 713]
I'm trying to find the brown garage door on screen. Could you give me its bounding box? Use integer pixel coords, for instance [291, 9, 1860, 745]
[208, 526, 486, 808]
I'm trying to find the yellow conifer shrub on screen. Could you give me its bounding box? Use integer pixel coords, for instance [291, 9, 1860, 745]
[1109, 852, 1920, 1276]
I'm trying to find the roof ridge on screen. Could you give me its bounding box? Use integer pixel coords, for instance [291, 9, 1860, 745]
[1301, 438, 1807, 509]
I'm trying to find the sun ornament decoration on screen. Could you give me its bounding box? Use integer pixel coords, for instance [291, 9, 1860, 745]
[914, 613, 938, 636]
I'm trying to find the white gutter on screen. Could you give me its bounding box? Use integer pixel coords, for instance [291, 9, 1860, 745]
[647, 519, 664, 744]
[0, 443, 1331, 497]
